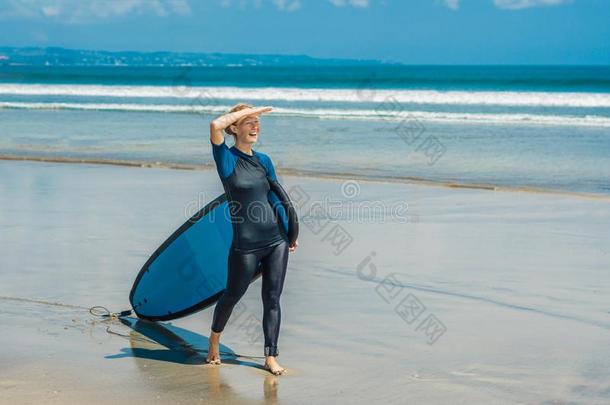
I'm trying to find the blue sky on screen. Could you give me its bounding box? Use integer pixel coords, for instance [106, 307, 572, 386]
[0, 0, 608, 64]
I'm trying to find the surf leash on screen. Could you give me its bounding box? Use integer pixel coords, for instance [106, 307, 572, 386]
[89, 305, 133, 319]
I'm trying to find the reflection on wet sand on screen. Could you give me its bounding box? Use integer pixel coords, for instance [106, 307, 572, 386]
[106, 317, 279, 403]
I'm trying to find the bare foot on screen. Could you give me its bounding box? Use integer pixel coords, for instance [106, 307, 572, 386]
[206, 331, 221, 365]
[264, 356, 286, 375]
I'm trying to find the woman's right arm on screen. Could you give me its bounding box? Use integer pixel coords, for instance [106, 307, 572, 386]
[209, 106, 273, 145]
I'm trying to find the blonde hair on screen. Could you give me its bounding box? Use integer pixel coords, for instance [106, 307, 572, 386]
[224, 103, 254, 137]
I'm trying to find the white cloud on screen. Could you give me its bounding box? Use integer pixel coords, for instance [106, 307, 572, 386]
[328, 0, 370, 8]
[220, 0, 300, 12]
[439, 0, 570, 11]
[41, 5, 60, 17]
[168, 0, 192, 15]
[493, 0, 571, 9]
[0, 0, 191, 23]
[443, 0, 459, 10]
[220, 0, 262, 9]
[272, 0, 301, 12]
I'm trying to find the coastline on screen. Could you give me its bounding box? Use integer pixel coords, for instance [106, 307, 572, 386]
[2, 154, 609, 201]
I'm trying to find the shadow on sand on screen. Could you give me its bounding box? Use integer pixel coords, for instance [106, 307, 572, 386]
[105, 316, 264, 370]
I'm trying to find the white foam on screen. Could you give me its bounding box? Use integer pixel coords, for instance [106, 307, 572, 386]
[2, 101, 610, 127]
[2, 83, 610, 108]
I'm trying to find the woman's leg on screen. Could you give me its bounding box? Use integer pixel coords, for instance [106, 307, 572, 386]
[211, 248, 261, 333]
[207, 248, 260, 364]
[260, 241, 289, 358]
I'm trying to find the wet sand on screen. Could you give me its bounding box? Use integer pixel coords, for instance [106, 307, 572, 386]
[3, 155, 609, 201]
[1, 160, 609, 404]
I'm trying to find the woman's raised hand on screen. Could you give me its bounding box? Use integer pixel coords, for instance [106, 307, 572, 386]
[250, 106, 273, 115]
[210, 106, 274, 145]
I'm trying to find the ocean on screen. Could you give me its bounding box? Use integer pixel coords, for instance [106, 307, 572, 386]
[1, 65, 609, 195]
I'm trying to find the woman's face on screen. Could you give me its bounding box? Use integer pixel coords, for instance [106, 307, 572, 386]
[232, 115, 260, 145]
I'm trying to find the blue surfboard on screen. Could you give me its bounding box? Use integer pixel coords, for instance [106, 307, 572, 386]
[130, 185, 297, 321]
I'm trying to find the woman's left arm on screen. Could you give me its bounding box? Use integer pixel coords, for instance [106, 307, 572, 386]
[261, 155, 298, 252]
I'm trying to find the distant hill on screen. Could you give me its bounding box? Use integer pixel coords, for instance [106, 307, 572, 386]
[0, 47, 401, 67]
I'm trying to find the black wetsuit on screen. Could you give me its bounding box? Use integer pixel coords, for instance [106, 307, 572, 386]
[210, 139, 289, 357]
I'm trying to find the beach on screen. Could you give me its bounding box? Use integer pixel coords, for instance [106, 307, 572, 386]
[1, 159, 609, 404]
[2, 3, 610, 403]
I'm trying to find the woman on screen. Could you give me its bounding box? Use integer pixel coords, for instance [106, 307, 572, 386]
[207, 103, 298, 375]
